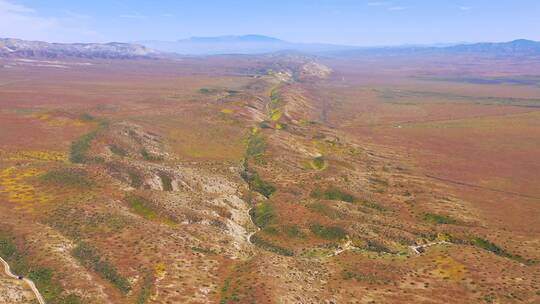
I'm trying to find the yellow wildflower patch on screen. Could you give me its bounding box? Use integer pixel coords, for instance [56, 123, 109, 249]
[155, 262, 167, 279]
[431, 256, 466, 281]
[0, 167, 52, 207]
[270, 109, 283, 121]
[8, 150, 66, 162]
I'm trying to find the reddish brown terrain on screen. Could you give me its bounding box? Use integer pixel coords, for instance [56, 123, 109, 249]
[0, 53, 539, 304]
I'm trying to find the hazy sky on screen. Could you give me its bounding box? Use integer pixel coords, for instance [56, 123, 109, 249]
[1, 0, 539, 45]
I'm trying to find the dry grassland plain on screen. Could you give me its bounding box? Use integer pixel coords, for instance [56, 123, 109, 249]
[0, 55, 539, 303]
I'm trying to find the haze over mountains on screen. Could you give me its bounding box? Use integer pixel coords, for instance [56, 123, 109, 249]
[1, 35, 540, 59]
[138, 35, 356, 55]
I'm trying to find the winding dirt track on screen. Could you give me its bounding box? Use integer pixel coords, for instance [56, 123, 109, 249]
[0, 256, 46, 304]
[409, 241, 449, 255]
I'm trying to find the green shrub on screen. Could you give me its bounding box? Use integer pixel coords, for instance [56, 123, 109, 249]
[251, 202, 274, 228]
[341, 270, 387, 284]
[310, 156, 326, 170]
[1, 233, 81, 303]
[73, 242, 131, 293]
[245, 132, 266, 160]
[0, 235, 17, 258]
[421, 213, 457, 224]
[136, 272, 154, 304]
[471, 238, 511, 257]
[128, 171, 143, 188]
[307, 202, 343, 219]
[362, 201, 386, 211]
[141, 148, 163, 161]
[109, 144, 127, 157]
[157, 172, 173, 191]
[284, 225, 305, 238]
[70, 131, 97, 163]
[79, 113, 95, 121]
[259, 121, 273, 129]
[126, 195, 158, 220]
[310, 224, 347, 240]
[365, 240, 390, 253]
[311, 188, 356, 203]
[251, 235, 293, 256]
[40, 168, 93, 188]
[191, 246, 216, 254]
[241, 167, 275, 198]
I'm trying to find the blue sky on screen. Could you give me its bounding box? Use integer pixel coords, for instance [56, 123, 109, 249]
[1, 0, 539, 45]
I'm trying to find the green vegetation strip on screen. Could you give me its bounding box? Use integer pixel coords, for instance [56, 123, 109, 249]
[245, 130, 266, 160]
[1, 232, 82, 303]
[126, 195, 159, 220]
[471, 238, 529, 262]
[136, 272, 154, 304]
[73, 242, 131, 293]
[310, 224, 347, 240]
[70, 119, 108, 164]
[421, 212, 457, 224]
[251, 235, 293, 256]
[241, 164, 275, 198]
[70, 131, 97, 163]
[251, 202, 274, 228]
[311, 188, 356, 203]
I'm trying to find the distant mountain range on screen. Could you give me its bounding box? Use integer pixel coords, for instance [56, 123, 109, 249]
[0, 38, 155, 59]
[138, 35, 356, 55]
[336, 39, 540, 58]
[1, 36, 539, 59]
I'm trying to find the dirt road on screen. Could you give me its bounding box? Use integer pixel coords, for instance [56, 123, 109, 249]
[0, 255, 46, 304]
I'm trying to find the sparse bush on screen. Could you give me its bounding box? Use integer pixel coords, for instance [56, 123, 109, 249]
[141, 148, 163, 161]
[191, 246, 216, 254]
[136, 272, 154, 304]
[259, 121, 273, 129]
[40, 168, 93, 188]
[126, 194, 158, 220]
[310, 156, 326, 170]
[1, 233, 81, 303]
[79, 113, 95, 121]
[471, 238, 511, 257]
[245, 131, 266, 160]
[362, 201, 386, 211]
[307, 202, 343, 219]
[284, 225, 305, 238]
[341, 270, 388, 284]
[365, 240, 391, 253]
[251, 235, 293, 256]
[73, 242, 131, 293]
[241, 166, 275, 198]
[310, 223, 347, 240]
[0, 235, 17, 258]
[158, 172, 173, 191]
[311, 187, 356, 203]
[109, 144, 127, 157]
[421, 213, 456, 224]
[128, 171, 143, 188]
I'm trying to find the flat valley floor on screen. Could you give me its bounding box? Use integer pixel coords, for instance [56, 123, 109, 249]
[0, 55, 539, 303]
